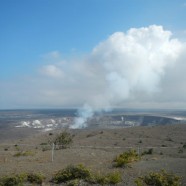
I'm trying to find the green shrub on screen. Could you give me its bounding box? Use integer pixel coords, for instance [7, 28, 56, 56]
[113, 149, 140, 168]
[27, 173, 45, 184]
[105, 172, 122, 184]
[0, 173, 45, 186]
[66, 179, 81, 186]
[90, 171, 122, 185]
[53, 131, 73, 149]
[51, 164, 122, 185]
[135, 170, 181, 186]
[0, 174, 27, 186]
[52, 164, 91, 183]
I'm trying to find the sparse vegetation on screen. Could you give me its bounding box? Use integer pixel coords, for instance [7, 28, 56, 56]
[39, 142, 51, 151]
[113, 149, 140, 168]
[0, 123, 185, 185]
[27, 173, 45, 184]
[92, 172, 122, 185]
[0, 173, 45, 186]
[13, 150, 34, 157]
[51, 164, 122, 185]
[0, 175, 24, 186]
[177, 143, 186, 153]
[182, 143, 186, 149]
[14, 144, 20, 151]
[52, 131, 73, 149]
[40, 142, 48, 146]
[142, 148, 153, 155]
[51, 164, 91, 183]
[135, 170, 181, 186]
[166, 137, 173, 142]
[178, 148, 183, 153]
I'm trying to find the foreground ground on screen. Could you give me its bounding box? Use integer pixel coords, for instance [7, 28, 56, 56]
[0, 124, 186, 185]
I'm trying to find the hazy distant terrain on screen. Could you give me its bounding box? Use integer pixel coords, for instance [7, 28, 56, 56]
[0, 109, 185, 136]
[0, 109, 186, 185]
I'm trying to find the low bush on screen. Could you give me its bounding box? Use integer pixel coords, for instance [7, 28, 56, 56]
[0, 174, 25, 186]
[51, 164, 122, 185]
[0, 173, 45, 186]
[51, 164, 91, 183]
[92, 172, 122, 185]
[27, 173, 45, 184]
[135, 170, 181, 186]
[52, 131, 73, 149]
[113, 149, 140, 168]
[66, 179, 81, 186]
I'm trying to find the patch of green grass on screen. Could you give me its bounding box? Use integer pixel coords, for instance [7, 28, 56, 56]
[113, 149, 140, 168]
[135, 170, 181, 186]
[13, 151, 34, 157]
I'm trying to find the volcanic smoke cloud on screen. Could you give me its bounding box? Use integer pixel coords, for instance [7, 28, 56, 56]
[39, 25, 185, 128]
[1, 25, 185, 128]
[66, 25, 183, 128]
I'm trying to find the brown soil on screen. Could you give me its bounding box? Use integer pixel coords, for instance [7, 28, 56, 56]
[0, 124, 186, 185]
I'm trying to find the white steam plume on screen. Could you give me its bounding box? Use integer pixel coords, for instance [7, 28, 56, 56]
[70, 104, 94, 129]
[69, 25, 183, 128]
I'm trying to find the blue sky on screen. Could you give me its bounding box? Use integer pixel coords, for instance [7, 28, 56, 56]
[0, 0, 186, 109]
